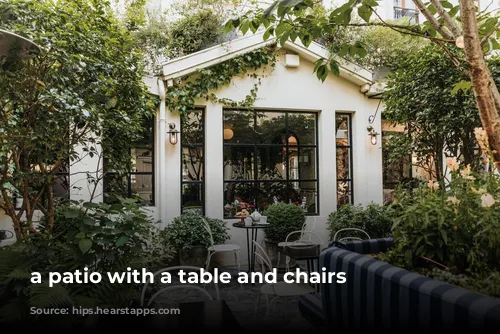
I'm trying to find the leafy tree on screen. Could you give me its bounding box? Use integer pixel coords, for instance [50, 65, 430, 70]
[383, 45, 493, 180]
[0, 0, 154, 240]
[227, 0, 500, 171]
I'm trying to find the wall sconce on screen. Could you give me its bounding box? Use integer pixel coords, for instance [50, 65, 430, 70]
[167, 122, 180, 145]
[367, 125, 379, 145]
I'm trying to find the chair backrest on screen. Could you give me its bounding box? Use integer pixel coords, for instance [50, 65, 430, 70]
[333, 228, 371, 242]
[140, 266, 219, 307]
[252, 240, 272, 273]
[285, 230, 304, 243]
[201, 217, 215, 247]
[286, 230, 323, 246]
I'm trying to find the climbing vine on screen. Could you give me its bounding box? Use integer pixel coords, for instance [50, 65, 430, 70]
[165, 44, 277, 114]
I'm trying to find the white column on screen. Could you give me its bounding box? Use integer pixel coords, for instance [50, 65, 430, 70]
[164, 110, 181, 227]
[204, 103, 224, 219]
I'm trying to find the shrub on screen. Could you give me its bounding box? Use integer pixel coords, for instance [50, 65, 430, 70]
[263, 202, 305, 242]
[165, 213, 229, 252]
[327, 203, 394, 241]
[0, 198, 174, 325]
[387, 162, 500, 274]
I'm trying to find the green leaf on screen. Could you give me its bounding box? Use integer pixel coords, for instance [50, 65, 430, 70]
[224, 20, 234, 33]
[115, 235, 129, 247]
[79, 238, 92, 254]
[63, 210, 79, 219]
[82, 217, 94, 226]
[241, 20, 250, 35]
[448, 6, 459, 18]
[83, 202, 99, 209]
[451, 80, 472, 95]
[427, 3, 437, 15]
[299, 33, 312, 47]
[440, 229, 448, 245]
[329, 60, 340, 76]
[263, 27, 274, 40]
[281, 0, 304, 8]
[75, 232, 86, 239]
[357, 4, 373, 23]
[362, 0, 379, 6]
[441, 1, 453, 9]
[279, 31, 290, 46]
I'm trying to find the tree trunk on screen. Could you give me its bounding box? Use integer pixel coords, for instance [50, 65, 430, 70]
[459, 0, 500, 171]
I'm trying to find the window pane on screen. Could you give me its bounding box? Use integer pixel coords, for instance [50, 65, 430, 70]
[289, 148, 316, 180]
[336, 114, 351, 146]
[289, 181, 318, 214]
[288, 113, 316, 145]
[131, 174, 153, 204]
[182, 183, 203, 214]
[336, 147, 351, 180]
[182, 147, 203, 181]
[257, 146, 286, 180]
[256, 181, 289, 207]
[256, 111, 286, 144]
[337, 180, 352, 206]
[224, 146, 255, 180]
[223, 109, 254, 144]
[131, 146, 153, 173]
[224, 182, 255, 215]
[181, 110, 204, 145]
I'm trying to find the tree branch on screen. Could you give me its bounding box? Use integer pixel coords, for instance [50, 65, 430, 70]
[412, 0, 455, 40]
[429, 0, 462, 37]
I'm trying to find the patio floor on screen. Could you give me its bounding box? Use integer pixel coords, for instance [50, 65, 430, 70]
[155, 267, 326, 331]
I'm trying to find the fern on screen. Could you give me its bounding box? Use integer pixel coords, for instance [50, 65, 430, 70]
[28, 283, 74, 308]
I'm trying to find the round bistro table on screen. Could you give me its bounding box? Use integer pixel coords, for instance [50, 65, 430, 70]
[232, 220, 269, 272]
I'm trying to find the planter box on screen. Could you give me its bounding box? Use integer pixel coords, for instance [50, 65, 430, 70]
[179, 246, 208, 268]
[299, 239, 500, 329]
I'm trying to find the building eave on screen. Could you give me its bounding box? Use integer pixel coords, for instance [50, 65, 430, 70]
[144, 31, 378, 96]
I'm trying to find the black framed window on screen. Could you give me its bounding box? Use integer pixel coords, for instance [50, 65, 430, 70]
[336, 113, 353, 206]
[103, 116, 155, 205]
[181, 109, 205, 214]
[223, 109, 318, 217]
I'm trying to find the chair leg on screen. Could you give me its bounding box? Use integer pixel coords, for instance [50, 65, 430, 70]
[206, 251, 215, 270]
[255, 292, 262, 315]
[267, 296, 281, 317]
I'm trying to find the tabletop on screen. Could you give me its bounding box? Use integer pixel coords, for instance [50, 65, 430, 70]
[94, 300, 242, 330]
[278, 243, 320, 260]
[232, 222, 270, 229]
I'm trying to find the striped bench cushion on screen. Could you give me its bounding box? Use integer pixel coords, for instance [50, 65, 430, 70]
[320, 246, 500, 329]
[298, 293, 325, 326]
[333, 237, 395, 254]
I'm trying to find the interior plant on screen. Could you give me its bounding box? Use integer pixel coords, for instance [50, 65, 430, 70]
[263, 202, 306, 267]
[327, 202, 395, 241]
[164, 212, 229, 267]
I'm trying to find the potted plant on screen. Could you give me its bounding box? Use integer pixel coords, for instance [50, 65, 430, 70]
[263, 202, 305, 268]
[165, 212, 230, 267]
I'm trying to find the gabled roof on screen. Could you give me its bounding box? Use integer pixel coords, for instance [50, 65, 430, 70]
[146, 31, 378, 96]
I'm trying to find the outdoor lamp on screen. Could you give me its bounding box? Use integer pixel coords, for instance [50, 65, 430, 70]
[167, 122, 180, 145]
[0, 29, 40, 58]
[367, 125, 379, 145]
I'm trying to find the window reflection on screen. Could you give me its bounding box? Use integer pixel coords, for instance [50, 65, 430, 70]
[336, 113, 353, 206]
[223, 110, 318, 216]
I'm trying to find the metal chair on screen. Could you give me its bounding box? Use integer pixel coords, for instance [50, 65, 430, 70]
[333, 228, 371, 242]
[202, 217, 241, 272]
[253, 240, 315, 316]
[281, 230, 323, 272]
[140, 266, 219, 307]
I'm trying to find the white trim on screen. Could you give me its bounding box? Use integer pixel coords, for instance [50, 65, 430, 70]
[149, 31, 374, 92]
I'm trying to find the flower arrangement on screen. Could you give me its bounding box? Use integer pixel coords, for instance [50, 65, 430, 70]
[224, 199, 255, 218]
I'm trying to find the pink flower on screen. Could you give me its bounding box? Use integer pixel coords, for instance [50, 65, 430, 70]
[427, 180, 439, 190]
[481, 193, 496, 208]
[446, 157, 459, 172]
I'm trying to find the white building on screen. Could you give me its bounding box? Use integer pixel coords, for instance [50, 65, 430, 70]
[0, 32, 384, 267]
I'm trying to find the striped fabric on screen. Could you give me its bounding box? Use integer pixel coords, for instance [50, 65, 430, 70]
[320, 246, 500, 329]
[333, 237, 395, 254]
[298, 293, 325, 326]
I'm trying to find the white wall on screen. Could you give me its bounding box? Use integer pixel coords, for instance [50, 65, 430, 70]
[159, 48, 383, 266]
